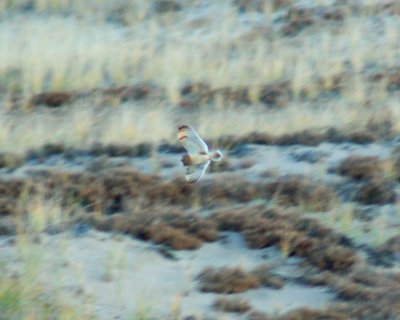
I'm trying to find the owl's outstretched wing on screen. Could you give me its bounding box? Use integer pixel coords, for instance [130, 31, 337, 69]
[178, 125, 209, 156]
[186, 161, 210, 183]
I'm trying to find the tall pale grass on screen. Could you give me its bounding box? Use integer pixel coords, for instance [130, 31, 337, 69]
[1, 97, 399, 153]
[0, 192, 89, 319]
[0, 3, 399, 97]
[0, 1, 400, 151]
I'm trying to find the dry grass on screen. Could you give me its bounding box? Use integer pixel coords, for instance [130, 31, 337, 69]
[2, 165, 334, 214]
[0, 1, 399, 95]
[0, 1, 400, 152]
[355, 177, 396, 205]
[212, 205, 358, 272]
[277, 307, 347, 320]
[83, 208, 219, 250]
[377, 235, 400, 256]
[213, 297, 251, 313]
[0, 169, 366, 273]
[0, 204, 90, 319]
[1, 100, 397, 154]
[264, 175, 336, 211]
[251, 264, 285, 289]
[333, 156, 385, 180]
[312, 203, 400, 248]
[197, 267, 261, 294]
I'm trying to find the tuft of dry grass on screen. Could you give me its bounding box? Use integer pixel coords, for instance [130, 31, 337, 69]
[85, 209, 219, 250]
[148, 223, 202, 250]
[264, 175, 336, 212]
[333, 156, 384, 180]
[377, 234, 400, 256]
[213, 297, 251, 313]
[197, 267, 261, 294]
[277, 307, 347, 320]
[355, 178, 396, 205]
[29, 91, 76, 108]
[251, 264, 285, 289]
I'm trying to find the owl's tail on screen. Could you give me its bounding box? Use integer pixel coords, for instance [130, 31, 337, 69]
[210, 150, 223, 162]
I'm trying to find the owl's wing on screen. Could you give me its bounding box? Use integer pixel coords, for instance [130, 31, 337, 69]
[186, 161, 210, 183]
[178, 125, 209, 156]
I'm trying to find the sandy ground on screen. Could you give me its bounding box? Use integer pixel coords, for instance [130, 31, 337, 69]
[0, 230, 334, 319]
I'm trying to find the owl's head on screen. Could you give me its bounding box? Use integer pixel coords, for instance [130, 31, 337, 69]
[210, 150, 223, 161]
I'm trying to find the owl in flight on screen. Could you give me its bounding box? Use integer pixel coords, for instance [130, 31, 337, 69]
[178, 125, 223, 183]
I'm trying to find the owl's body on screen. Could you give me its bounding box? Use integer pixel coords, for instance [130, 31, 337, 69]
[178, 125, 223, 183]
[181, 153, 208, 166]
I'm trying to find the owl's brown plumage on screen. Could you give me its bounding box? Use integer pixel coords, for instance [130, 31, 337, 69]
[181, 154, 192, 166]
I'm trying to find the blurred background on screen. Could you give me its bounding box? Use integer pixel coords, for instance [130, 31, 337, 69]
[0, 0, 399, 319]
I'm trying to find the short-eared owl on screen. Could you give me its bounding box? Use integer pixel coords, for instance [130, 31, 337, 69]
[178, 125, 223, 183]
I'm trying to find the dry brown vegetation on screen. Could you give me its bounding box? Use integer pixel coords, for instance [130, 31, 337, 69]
[0, 176, 360, 271]
[0, 167, 339, 221]
[264, 175, 336, 211]
[354, 178, 396, 205]
[213, 297, 251, 313]
[212, 206, 357, 272]
[197, 267, 261, 294]
[251, 264, 285, 289]
[333, 156, 384, 180]
[377, 235, 400, 257]
[78, 207, 218, 250]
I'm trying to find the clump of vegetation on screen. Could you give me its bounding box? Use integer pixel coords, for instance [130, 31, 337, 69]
[333, 156, 384, 180]
[85, 209, 219, 250]
[277, 307, 346, 320]
[377, 235, 400, 256]
[251, 264, 285, 289]
[197, 267, 261, 294]
[89, 143, 152, 158]
[213, 297, 251, 313]
[295, 267, 333, 287]
[264, 175, 336, 211]
[212, 207, 254, 232]
[159, 211, 219, 242]
[332, 280, 379, 301]
[294, 263, 400, 318]
[282, 7, 316, 35]
[29, 91, 76, 108]
[355, 178, 396, 205]
[350, 267, 382, 287]
[213, 206, 357, 272]
[307, 245, 358, 273]
[149, 223, 202, 250]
